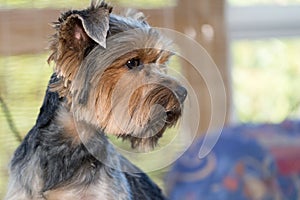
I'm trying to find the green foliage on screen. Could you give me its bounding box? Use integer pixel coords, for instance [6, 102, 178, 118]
[0, 0, 84, 8]
[0, 53, 52, 198]
[232, 38, 300, 122]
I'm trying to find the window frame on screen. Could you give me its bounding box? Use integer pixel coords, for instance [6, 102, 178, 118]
[227, 5, 300, 39]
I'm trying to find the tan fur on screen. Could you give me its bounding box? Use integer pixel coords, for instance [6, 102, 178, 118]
[55, 108, 82, 144]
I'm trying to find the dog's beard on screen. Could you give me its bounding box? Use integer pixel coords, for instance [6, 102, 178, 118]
[117, 110, 178, 152]
[112, 91, 182, 152]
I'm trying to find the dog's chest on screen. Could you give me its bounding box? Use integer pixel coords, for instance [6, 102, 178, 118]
[44, 171, 132, 200]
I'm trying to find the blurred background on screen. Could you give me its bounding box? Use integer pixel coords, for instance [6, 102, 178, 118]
[1, 0, 300, 198]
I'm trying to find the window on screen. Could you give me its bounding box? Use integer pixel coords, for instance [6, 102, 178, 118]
[227, 1, 300, 122]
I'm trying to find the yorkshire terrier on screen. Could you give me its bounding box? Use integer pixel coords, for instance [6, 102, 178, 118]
[5, 1, 187, 199]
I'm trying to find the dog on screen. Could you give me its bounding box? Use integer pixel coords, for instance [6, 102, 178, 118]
[5, 1, 187, 200]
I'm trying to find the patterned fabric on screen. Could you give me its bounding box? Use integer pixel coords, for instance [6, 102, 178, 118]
[166, 120, 300, 200]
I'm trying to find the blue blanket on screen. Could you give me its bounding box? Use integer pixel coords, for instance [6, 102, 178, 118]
[166, 120, 300, 200]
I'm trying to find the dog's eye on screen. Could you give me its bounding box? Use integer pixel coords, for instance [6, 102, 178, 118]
[126, 58, 141, 69]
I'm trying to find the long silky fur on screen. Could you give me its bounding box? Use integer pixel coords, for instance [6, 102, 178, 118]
[5, 1, 186, 199]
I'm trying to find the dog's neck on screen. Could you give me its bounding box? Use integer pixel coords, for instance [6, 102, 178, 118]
[55, 106, 97, 144]
[54, 105, 125, 169]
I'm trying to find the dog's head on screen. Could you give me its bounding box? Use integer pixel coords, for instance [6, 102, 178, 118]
[48, 0, 187, 151]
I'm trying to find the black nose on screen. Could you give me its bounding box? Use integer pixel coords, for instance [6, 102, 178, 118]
[174, 86, 187, 103]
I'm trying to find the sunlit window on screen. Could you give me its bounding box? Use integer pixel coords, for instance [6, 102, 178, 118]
[232, 38, 300, 122]
[228, 0, 300, 122]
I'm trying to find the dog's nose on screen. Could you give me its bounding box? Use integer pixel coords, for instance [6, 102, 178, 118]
[174, 86, 187, 103]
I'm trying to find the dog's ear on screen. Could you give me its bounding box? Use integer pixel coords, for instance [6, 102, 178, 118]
[48, 1, 112, 96]
[70, 0, 112, 48]
[60, 0, 112, 49]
